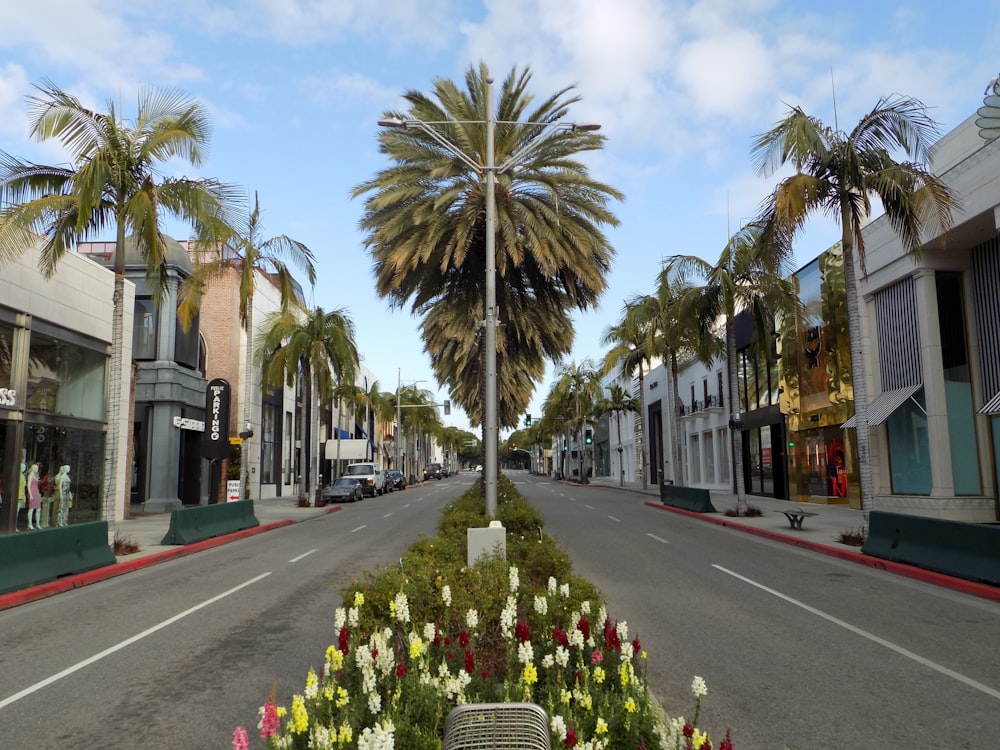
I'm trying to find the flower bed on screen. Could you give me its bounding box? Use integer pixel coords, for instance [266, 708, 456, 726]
[233, 478, 735, 750]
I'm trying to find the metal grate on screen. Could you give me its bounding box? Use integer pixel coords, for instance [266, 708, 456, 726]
[443, 703, 551, 750]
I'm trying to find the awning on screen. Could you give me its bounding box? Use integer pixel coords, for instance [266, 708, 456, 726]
[842, 383, 923, 429]
[333, 428, 351, 439]
[979, 390, 1000, 415]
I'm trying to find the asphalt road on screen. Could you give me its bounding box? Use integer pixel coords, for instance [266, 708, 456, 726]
[512, 472, 1000, 749]
[0, 476, 468, 749]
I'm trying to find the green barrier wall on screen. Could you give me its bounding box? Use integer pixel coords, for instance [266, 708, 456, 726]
[863, 511, 1000, 585]
[659, 484, 718, 513]
[160, 500, 260, 545]
[0, 521, 116, 595]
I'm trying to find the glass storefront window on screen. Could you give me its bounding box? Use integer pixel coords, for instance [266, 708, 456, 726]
[133, 298, 157, 360]
[704, 431, 715, 484]
[174, 309, 199, 369]
[26, 332, 106, 421]
[690, 434, 701, 483]
[261, 403, 276, 484]
[887, 389, 931, 494]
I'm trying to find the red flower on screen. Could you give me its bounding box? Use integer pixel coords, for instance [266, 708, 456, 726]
[565, 724, 577, 747]
[433, 627, 442, 647]
[338, 626, 350, 655]
[459, 629, 470, 648]
[632, 636, 641, 653]
[603, 617, 621, 651]
[395, 661, 408, 678]
[718, 729, 734, 750]
[371, 647, 379, 660]
[515, 621, 532, 643]
[481, 668, 489, 679]
[260, 699, 280, 739]
[552, 627, 569, 647]
[447, 651, 454, 660]
[683, 723, 694, 738]
[444, 636, 452, 645]
[577, 617, 590, 641]
[464, 649, 475, 674]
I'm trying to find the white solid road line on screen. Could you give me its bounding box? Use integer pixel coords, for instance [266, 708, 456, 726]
[714, 564, 1000, 702]
[0, 572, 272, 710]
[647, 534, 669, 544]
[289, 549, 317, 563]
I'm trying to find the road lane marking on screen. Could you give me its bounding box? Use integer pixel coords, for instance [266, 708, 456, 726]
[584, 505, 594, 510]
[0, 572, 272, 710]
[647, 534, 669, 544]
[351, 525, 367, 533]
[713, 565, 1000, 702]
[289, 549, 317, 563]
[608, 515, 621, 523]
[383, 513, 393, 518]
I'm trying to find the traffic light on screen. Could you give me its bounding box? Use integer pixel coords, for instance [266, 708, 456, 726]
[562, 440, 568, 451]
[525, 413, 532, 426]
[584, 429, 593, 445]
[443, 399, 451, 415]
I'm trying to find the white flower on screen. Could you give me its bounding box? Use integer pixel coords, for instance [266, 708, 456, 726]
[691, 675, 708, 698]
[550, 714, 567, 743]
[581, 601, 591, 615]
[466, 609, 479, 630]
[559, 583, 570, 598]
[616, 620, 629, 644]
[334, 607, 347, 630]
[547, 576, 557, 595]
[424, 623, 437, 642]
[348, 606, 360, 628]
[533, 595, 548, 615]
[357, 720, 395, 750]
[500, 596, 517, 637]
[517, 639, 534, 665]
[509, 566, 520, 592]
[442, 584, 452, 607]
[367, 692, 382, 714]
[542, 653, 555, 669]
[621, 641, 634, 660]
[555, 645, 570, 667]
[568, 628, 584, 650]
[392, 592, 410, 624]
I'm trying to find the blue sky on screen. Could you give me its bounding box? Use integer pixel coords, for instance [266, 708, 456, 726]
[2, 0, 999, 435]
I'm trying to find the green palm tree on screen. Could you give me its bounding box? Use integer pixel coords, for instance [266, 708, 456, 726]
[256, 305, 359, 502]
[179, 191, 316, 500]
[667, 223, 795, 512]
[0, 80, 234, 539]
[353, 62, 622, 435]
[599, 383, 639, 486]
[601, 304, 656, 489]
[752, 95, 957, 524]
[543, 359, 603, 483]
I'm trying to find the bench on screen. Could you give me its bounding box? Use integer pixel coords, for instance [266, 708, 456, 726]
[780, 507, 818, 529]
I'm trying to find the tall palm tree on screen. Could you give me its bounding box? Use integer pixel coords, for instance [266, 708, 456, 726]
[179, 191, 316, 500]
[256, 305, 359, 503]
[353, 62, 622, 438]
[599, 383, 639, 486]
[601, 304, 656, 489]
[667, 223, 794, 512]
[752, 95, 957, 525]
[0, 80, 233, 540]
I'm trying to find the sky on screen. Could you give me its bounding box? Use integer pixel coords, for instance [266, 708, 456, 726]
[2, 0, 999, 436]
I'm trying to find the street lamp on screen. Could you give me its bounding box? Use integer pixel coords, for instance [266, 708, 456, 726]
[379, 72, 599, 517]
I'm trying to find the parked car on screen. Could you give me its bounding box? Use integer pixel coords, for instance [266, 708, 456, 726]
[382, 469, 395, 492]
[386, 469, 406, 491]
[423, 462, 443, 480]
[322, 477, 363, 504]
[343, 461, 385, 497]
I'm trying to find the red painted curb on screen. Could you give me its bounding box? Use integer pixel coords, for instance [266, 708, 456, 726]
[644, 500, 1000, 603]
[0, 505, 342, 612]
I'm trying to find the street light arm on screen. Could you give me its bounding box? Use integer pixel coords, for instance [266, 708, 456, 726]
[379, 118, 483, 174]
[496, 122, 602, 175]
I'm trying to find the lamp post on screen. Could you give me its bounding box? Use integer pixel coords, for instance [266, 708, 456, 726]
[379, 73, 598, 517]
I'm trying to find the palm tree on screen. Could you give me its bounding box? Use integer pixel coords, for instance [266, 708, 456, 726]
[543, 359, 603, 483]
[179, 191, 316, 500]
[601, 304, 657, 489]
[0, 80, 233, 540]
[353, 63, 622, 438]
[752, 95, 957, 525]
[256, 305, 359, 503]
[667, 223, 795, 513]
[600, 384, 639, 486]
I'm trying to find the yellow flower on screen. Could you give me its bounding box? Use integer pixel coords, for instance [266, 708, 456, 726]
[306, 669, 318, 691]
[326, 646, 344, 672]
[335, 687, 349, 708]
[641, 651, 648, 660]
[276, 706, 287, 718]
[409, 638, 425, 659]
[593, 666, 605, 684]
[595, 718, 608, 735]
[290, 694, 309, 734]
[353, 591, 364, 607]
[389, 601, 396, 616]
[619, 662, 631, 687]
[624, 698, 637, 714]
[692, 729, 708, 749]
[338, 724, 353, 744]
[560, 689, 572, 705]
[522, 663, 538, 685]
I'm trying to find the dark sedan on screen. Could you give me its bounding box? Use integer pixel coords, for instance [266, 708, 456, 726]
[386, 469, 406, 491]
[322, 477, 363, 504]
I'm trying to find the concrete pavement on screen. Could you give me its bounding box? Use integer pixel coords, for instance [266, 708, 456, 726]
[2, 478, 998, 611]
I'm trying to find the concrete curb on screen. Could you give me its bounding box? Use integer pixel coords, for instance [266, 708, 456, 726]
[0, 505, 342, 612]
[643, 500, 1000, 603]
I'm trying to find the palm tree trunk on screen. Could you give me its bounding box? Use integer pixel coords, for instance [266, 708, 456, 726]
[311, 367, 320, 505]
[104, 272, 125, 544]
[616, 409, 624, 486]
[843, 244, 873, 530]
[243, 295, 254, 500]
[636, 367, 647, 490]
[728, 318, 746, 513]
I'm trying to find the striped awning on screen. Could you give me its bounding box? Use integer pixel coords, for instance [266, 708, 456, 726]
[842, 383, 923, 429]
[979, 390, 1000, 414]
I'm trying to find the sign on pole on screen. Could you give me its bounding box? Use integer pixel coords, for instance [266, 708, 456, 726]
[226, 480, 241, 502]
[202, 378, 232, 459]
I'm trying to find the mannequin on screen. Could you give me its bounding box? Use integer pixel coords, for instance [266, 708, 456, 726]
[17, 456, 27, 531]
[26, 462, 41, 530]
[55, 465, 73, 527]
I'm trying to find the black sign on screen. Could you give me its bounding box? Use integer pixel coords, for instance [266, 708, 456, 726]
[202, 378, 231, 459]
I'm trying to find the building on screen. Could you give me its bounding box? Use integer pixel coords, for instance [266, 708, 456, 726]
[0, 242, 132, 534]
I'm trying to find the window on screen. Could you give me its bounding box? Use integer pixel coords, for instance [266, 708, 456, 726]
[174, 309, 199, 369]
[26, 332, 106, 420]
[717, 371, 724, 409]
[887, 389, 931, 494]
[690, 433, 701, 483]
[133, 298, 157, 360]
[704, 431, 715, 483]
[261, 403, 276, 484]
